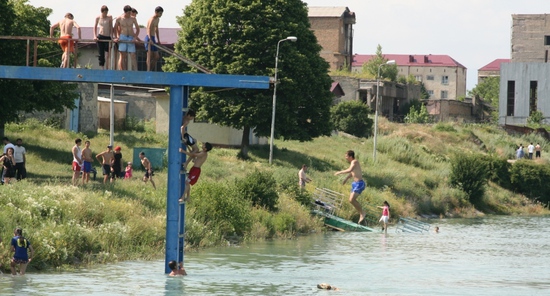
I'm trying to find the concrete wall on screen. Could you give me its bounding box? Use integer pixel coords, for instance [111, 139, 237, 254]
[97, 98, 128, 129]
[156, 96, 267, 147]
[97, 89, 157, 121]
[499, 63, 550, 125]
[426, 100, 474, 122]
[74, 83, 98, 133]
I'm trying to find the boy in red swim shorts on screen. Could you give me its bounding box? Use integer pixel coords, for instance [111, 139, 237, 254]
[179, 142, 212, 202]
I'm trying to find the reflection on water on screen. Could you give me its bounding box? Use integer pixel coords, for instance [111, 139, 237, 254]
[1, 216, 549, 295]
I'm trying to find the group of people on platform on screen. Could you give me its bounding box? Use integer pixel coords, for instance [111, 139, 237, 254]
[50, 5, 164, 71]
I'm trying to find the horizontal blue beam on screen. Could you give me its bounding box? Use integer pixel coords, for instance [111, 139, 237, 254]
[0, 66, 270, 89]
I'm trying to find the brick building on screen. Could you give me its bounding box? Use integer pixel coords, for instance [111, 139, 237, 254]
[511, 14, 550, 63]
[307, 6, 355, 71]
[352, 54, 467, 100]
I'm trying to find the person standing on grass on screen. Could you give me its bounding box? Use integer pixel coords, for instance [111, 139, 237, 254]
[145, 6, 163, 71]
[334, 150, 367, 224]
[535, 143, 541, 158]
[81, 140, 93, 184]
[1, 147, 16, 185]
[10, 227, 34, 276]
[298, 164, 312, 189]
[124, 162, 133, 179]
[111, 146, 123, 181]
[71, 138, 83, 186]
[178, 142, 212, 202]
[96, 145, 114, 184]
[378, 201, 390, 234]
[527, 143, 535, 159]
[14, 138, 27, 180]
[2, 137, 15, 184]
[139, 152, 156, 189]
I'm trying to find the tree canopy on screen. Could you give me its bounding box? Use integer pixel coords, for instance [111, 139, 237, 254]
[362, 44, 398, 81]
[0, 0, 76, 137]
[468, 76, 499, 107]
[164, 0, 333, 154]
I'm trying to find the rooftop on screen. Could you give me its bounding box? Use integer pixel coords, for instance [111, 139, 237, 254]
[353, 54, 466, 69]
[478, 59, 510, 71]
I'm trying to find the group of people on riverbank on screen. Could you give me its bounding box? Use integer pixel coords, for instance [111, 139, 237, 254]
[50, 5, 164, 71]
[71, 138, 134, 186]
[516, 142, 542, 159]
[1, 137, 27, 185]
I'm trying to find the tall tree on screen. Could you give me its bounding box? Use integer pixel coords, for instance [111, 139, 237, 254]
[0, 0, 76, 137]
[164, 0, 333, 157]
[362, 44, 398, 81]
[468, 76, 500, 107]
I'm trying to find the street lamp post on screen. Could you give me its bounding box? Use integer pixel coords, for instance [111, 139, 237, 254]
[269, 36, 297, 165]
[373, 60, 396, 162]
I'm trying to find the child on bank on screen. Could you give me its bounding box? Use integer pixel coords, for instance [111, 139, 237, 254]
[124, 162, 133, 179]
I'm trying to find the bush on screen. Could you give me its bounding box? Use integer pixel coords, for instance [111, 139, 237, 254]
[479, 154, 511, 189]
[330, 100, 373, 138]
[235, 170, 279, 211]
[404, 103, 431, 124]
[510, 161, 550, 203]
[191, 182, 253, 236]
[449, 153, 488, 205]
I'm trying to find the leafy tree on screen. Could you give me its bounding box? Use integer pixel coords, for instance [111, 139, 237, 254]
[330, 100, 373, 138]
[419, 82, 430, 100]
[235, 170, 279, 211]
[0, 0, 76, 137]
[468, 76, 499, 107]
[362, 44, 398, 81]
[404, 103, 431, 124]
[164, 0, 333, 157]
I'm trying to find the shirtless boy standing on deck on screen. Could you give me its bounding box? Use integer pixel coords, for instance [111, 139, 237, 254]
[50, 13, 81, 68]
[334, 150, 367, 224]
[145, 6, 163, 71]
[93, 6, 113, 69]
[113, 5, 140, 70]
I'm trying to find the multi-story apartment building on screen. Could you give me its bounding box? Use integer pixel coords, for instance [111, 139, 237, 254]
[308, 6, 355, 71]
[478, 59, 509, 83]
[352, 54, 467, 100]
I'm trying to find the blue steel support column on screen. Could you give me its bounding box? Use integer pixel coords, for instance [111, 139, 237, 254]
[165, 85, 184, 274]
[178, 86, 189, 265]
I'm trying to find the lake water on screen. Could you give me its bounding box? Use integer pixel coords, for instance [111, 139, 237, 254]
[1, 216, 549, 295]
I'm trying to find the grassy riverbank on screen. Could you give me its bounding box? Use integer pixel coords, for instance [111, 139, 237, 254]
[1, 119, 548, 271]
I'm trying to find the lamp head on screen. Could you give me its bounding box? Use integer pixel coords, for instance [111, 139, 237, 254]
[286, 36, 298, 42]
[386, 60, 396, 65]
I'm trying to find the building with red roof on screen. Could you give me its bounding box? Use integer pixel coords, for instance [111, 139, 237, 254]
[352, 54, 467, 101]
[478, 59, 510, 83]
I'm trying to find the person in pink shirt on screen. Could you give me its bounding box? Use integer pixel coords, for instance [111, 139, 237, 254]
[124, 162, 133, 179]
[378, 201, 390, 234]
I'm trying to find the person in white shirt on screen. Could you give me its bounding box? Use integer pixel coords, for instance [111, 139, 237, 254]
[13, 138, 26, 180]
[527, 142, 535, 159]
[298, 164, 312, 189]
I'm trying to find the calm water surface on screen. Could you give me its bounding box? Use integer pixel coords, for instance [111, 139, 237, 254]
[1, 216, 549, 295]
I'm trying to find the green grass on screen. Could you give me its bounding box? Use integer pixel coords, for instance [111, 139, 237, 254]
[1, 118, 549, 271]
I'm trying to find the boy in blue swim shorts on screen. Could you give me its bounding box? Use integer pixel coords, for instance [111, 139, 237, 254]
[145, 6, 163, 71]
[114, 5, 140, 70]
[334, 150, 367, 224]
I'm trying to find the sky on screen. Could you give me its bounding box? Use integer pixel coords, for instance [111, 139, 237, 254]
[27, 0, 550, 91]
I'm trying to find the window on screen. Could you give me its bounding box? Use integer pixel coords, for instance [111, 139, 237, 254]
[426, 75, 434, 80]
[530, 81, 538, 114]
[441, 76, 449, 85]
[441, 90, 448, 99]
[428, 90, 434, 97]
[507, 81, 515, 116]
[415, 75, 422, 82]
[545, 35, 550, 46]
